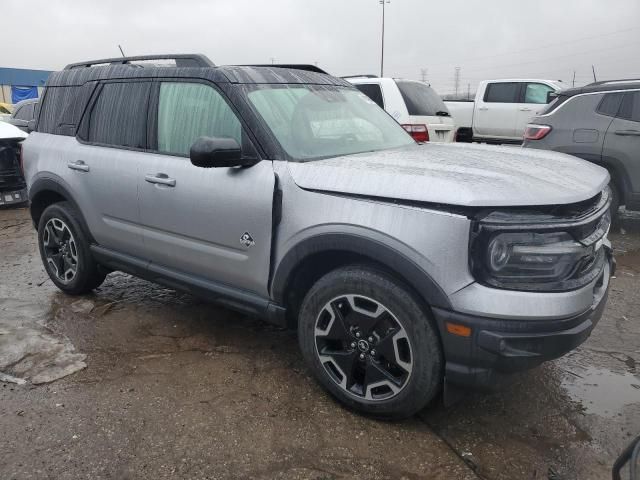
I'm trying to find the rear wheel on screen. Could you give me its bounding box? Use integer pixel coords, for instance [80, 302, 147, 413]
[38, 202, 106, 294]
[298, 266, 443, 419]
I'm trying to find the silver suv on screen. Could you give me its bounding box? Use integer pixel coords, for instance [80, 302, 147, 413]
[23, 54, 614, 418]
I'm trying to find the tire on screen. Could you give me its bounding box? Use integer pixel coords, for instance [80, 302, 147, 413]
[37, 201, 106, 295]
[298, 266, 443, 419]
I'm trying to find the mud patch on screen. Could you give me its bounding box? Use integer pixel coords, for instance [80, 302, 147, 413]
[0, 298, 86, 384]
[562, 366, 640, 417]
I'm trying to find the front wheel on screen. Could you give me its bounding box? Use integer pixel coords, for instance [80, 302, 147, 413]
[298, 266, 443, 419]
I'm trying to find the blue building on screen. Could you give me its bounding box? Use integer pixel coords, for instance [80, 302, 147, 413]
[0, 67, 52, 105]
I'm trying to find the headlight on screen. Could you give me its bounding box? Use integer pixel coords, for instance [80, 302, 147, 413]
[484, 232, 590, 285]
[470, 216, 609, 292]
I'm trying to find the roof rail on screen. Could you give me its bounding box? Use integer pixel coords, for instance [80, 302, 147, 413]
[341, 74, 378, 79]
[241, 64, 328, 74]
[587, 78, 640, 86]
[64, 54, 214, 70]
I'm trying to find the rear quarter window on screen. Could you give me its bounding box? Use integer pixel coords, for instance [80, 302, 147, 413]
[596, 92, 624, 117]
[395, 80, 448, 116]
[38, 84, 96, 136]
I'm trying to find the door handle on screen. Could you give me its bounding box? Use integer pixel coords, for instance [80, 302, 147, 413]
[67, 160, 90, 172]
[519, 108, 532, 112]
[145, 173, 176, 187]
[478, 107, 489, 111]
[614, 130, 640, 136]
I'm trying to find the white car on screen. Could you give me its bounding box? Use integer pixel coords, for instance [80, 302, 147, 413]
[347, 77, 456, 143]
[0, 121, 28, 206]
[445, 79, 563, 143]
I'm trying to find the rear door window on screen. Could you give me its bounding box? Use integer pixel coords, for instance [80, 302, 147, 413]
[395, 80, 449, 116]
[353, 84, 385, 109]
[156, 82, 242, 156]
[524, 83, 555, 104]
[617, 91, 640, 123]
[484, 82, 520, 103]
[596, 92, 625, 117]
[87, 82, 151, 148]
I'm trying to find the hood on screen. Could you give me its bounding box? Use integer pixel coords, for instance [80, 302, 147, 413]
[0, 121, 27, 141]
[287, 143, 609, 208]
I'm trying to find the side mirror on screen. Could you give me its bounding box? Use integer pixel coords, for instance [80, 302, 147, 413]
[26, 120, 36, 133]
[190, 136, 252, 168]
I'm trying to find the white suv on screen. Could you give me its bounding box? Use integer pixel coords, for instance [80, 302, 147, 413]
[347, 76, 456, 142]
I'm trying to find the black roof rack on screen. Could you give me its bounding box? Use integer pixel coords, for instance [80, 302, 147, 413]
[64, 54, 214, 70]
[241, 64, 328, 74]
[587, 78, 640, 86]
[341, 74, 378, 79]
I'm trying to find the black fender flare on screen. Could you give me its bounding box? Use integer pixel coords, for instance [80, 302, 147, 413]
[270, 233, 452, 310]
[28, 176, 94, 241]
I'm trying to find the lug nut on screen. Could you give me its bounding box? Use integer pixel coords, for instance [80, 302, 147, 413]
[355, 331, 361, 338]
[368, 336, 374, 343]
[350, 342, 357, 348]
[359, 353, 365, 360]
[370, 350, 376, 357]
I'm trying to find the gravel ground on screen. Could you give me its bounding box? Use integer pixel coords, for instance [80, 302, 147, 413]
[0, 205, 638, 480]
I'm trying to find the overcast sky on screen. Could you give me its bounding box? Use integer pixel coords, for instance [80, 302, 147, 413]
[4, 0, 640, 95]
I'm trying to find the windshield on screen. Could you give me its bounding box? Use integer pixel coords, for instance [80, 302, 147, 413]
[245, 84, 415, 161]
[395, 80, 449, 116]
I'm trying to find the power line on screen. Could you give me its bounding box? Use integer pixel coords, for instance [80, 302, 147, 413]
[417, 25, 640, 68]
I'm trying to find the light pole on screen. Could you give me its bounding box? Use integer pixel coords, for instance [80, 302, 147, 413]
[379, 0, 390, 77]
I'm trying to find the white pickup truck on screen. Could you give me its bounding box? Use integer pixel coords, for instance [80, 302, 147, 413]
[445, 79, 562, 143]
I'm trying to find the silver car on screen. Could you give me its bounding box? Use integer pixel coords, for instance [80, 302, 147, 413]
[23, 54, 614, 418]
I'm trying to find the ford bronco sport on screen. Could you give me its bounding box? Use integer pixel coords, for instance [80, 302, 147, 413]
[23, 54, 614, 418]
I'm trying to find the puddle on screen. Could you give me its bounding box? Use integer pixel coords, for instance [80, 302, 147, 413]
[562, 366, 640, 417]
[0, 298, 86, 384]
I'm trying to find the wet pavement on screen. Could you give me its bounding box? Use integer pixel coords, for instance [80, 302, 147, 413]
[0, 206, 639, 479]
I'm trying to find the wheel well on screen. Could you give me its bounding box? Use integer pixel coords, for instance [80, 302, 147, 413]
[30, 190, 67, 227]
[607, 168, 626, 205]
[281, 250, 431, 329]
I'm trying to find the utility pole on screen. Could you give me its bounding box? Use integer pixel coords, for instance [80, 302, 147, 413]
[467, 83, 471, 100]
[379, 0, 390, 77]
[454, 66, 461, 98]
[118, 45, 125, 57]
[572, 71, 576, 87]
[592, 65, 597, 83]
[421, 68, 428, 83]
[270, 57, 275, 65]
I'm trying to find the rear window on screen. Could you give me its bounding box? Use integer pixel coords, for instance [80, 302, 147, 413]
[596, 92, 624, 117]
[354, 84, 385, 109]
[395, 80, 449, 116]
[484, 82, 520, 103]
[85, 82, 151, 148]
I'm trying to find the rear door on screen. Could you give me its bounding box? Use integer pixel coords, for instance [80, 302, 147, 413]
[474, 81, 521, 139]
[72, 81, 150, 258]
[602, 90, 640, 196]
[137, 80, 275, 295]
[515, 82, 557, 139]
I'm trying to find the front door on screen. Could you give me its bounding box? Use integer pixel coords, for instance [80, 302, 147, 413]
[137, 81, 275, 296]
[515, 82, 556, 139]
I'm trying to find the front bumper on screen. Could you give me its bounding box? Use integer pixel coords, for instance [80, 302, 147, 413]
[432, 257, 613, 391]
[0, 187, 27, 206]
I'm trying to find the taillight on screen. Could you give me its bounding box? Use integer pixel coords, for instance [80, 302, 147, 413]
[524, 124, 552, 140]
[401, 124, 429, 142]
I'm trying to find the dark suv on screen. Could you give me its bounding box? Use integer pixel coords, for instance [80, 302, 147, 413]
[523, 79, 640, 215]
